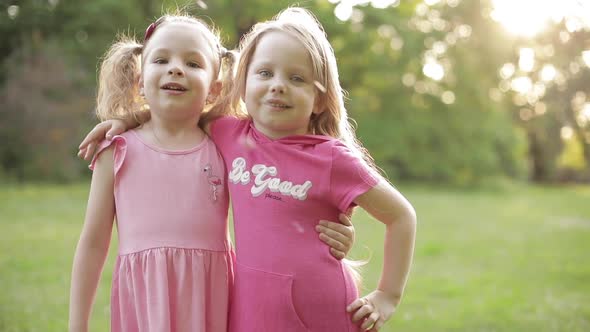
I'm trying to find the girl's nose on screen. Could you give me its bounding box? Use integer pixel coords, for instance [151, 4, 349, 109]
[168, 66, 184, 76]
[270, 81, 285, 94]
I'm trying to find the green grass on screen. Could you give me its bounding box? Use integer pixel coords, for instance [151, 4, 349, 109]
[1, 183, 589, 331]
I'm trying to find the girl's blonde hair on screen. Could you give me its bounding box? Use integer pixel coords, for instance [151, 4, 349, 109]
[96, 13, 235, 123]
[204, 7, 377, 172]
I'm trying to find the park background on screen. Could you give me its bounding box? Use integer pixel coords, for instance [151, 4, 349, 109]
[1, 0, 589, 331]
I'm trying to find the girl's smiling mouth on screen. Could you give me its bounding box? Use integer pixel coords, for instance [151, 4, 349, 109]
[265, 99, 291, 109]
[161, 82, 187, 92]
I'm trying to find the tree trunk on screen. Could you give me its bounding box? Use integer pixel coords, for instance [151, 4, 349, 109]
[527, 130, 547, 181]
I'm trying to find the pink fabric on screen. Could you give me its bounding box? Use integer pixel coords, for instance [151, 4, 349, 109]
[210, 117, 379, 332]
[90, 130, 233, 332]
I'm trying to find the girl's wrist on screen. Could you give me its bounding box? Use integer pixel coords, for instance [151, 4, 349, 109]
[377, 287, 403, 306]
[68, 320, 88, 332]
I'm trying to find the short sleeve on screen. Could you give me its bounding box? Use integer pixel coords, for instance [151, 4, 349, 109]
[89, 135, 127, 176]
[329, 142, 380, 212]
[209, 116, 241, 145]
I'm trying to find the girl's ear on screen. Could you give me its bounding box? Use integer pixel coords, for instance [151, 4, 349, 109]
[240, 83, 246, 101]
[210, 80, 222, 98]
[138, 76, 145, 96]
[312, 107, 324, 115]
[207, 80, 222, 103]
[312, 96, 325, 115]
[312, 80, 327, 114]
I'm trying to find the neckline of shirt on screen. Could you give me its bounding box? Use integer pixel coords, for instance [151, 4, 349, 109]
[247, 120, 332, 146]
[130, 129, 209, 155]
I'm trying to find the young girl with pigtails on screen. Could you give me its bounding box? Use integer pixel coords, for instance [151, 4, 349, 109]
[69, 13, 355, 332]
[79, 7, 416, 332]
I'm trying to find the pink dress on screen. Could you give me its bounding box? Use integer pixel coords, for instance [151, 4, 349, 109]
[210, 117, 380, 332]
[91, 130, 233, 332]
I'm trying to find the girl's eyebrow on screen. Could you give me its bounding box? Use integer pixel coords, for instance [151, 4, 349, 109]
[250, 59, 272, 67]
[150, 48, 207, 59]
[251, 59, 310, 73]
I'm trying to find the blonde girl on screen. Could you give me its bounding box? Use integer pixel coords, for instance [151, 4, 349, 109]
[69, 14, 235, 332]
[205, 8, 416, 331]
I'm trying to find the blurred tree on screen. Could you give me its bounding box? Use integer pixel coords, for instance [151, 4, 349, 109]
[1, 0, 588, 184]
[487, 1, 590, 181]
[323, 0, 526, 184]
[328, 0, 589, 183]
[0, 42, 93, 181]
[0, 0, 159, 82]
[0, 0, 160, 182]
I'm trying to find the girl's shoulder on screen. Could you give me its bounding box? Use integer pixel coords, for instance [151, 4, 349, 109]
[89, 134, 128, 174]
[212, 115, 248, 126]
[209, 116, 250, 139]
[318, 137, 355, 155]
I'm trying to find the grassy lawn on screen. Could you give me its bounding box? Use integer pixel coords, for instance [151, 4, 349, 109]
[1, 183, 589, 331]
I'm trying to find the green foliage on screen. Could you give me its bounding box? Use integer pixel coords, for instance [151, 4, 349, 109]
[558, 136, 587, 170]
[0, 42, 94, 182]
[0, 0, 162, 183]
[0, 0, 588, 184]
[323, 1, 528, 184]
[355, 100, 528, 184]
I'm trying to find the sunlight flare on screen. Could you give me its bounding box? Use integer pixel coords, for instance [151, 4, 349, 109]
[579, 103, 590, 126]
[583, 50, 590, 68]
[511, 76, 533, 94]
[561, 126, 574, 140]
[518, 48, 535, 72]
[423, 60, 445, 81]
[491, 0, 590, 37]
[540, 65, 557, 82]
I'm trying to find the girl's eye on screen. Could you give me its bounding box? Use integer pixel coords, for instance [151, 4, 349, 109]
[188, 62, 201, 68]
[292, 76, 304, 82]
[155, 58, 167, 64]
[258, 70, 272, 77]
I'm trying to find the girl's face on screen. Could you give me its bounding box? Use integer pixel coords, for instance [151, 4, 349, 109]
[244, 30, 320, 139]
[141, 22, 218, 121]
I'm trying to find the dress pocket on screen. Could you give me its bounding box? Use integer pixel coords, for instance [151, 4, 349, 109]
[230, 263, 309, 332]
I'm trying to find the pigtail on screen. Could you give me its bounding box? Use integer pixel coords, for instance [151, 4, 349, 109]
[200, 48, 245, 126]
[95, 36, 144, 121]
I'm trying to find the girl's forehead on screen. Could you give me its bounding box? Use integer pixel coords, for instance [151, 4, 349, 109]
[254, 31, 307, 57]
[257, 30, 302, 47]
[248, 31, 313, 70]
[144, 22, 217, 58]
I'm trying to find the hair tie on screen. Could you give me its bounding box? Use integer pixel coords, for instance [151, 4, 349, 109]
[144, 22, 157, 42]
[220, 47, 228, 58]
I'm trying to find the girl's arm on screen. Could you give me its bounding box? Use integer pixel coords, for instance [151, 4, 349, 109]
[78, 115, 144, 160]
[68, 148, 116, 332]
[347, 181, 417, 331]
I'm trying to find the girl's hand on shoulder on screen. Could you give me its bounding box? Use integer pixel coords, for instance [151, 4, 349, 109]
[347, 290, 399, 331]
[315, 213, 355, 260]
[78, 120, 127, 161]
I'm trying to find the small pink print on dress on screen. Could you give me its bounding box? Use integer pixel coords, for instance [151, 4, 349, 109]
[203, 164, 222, 201]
